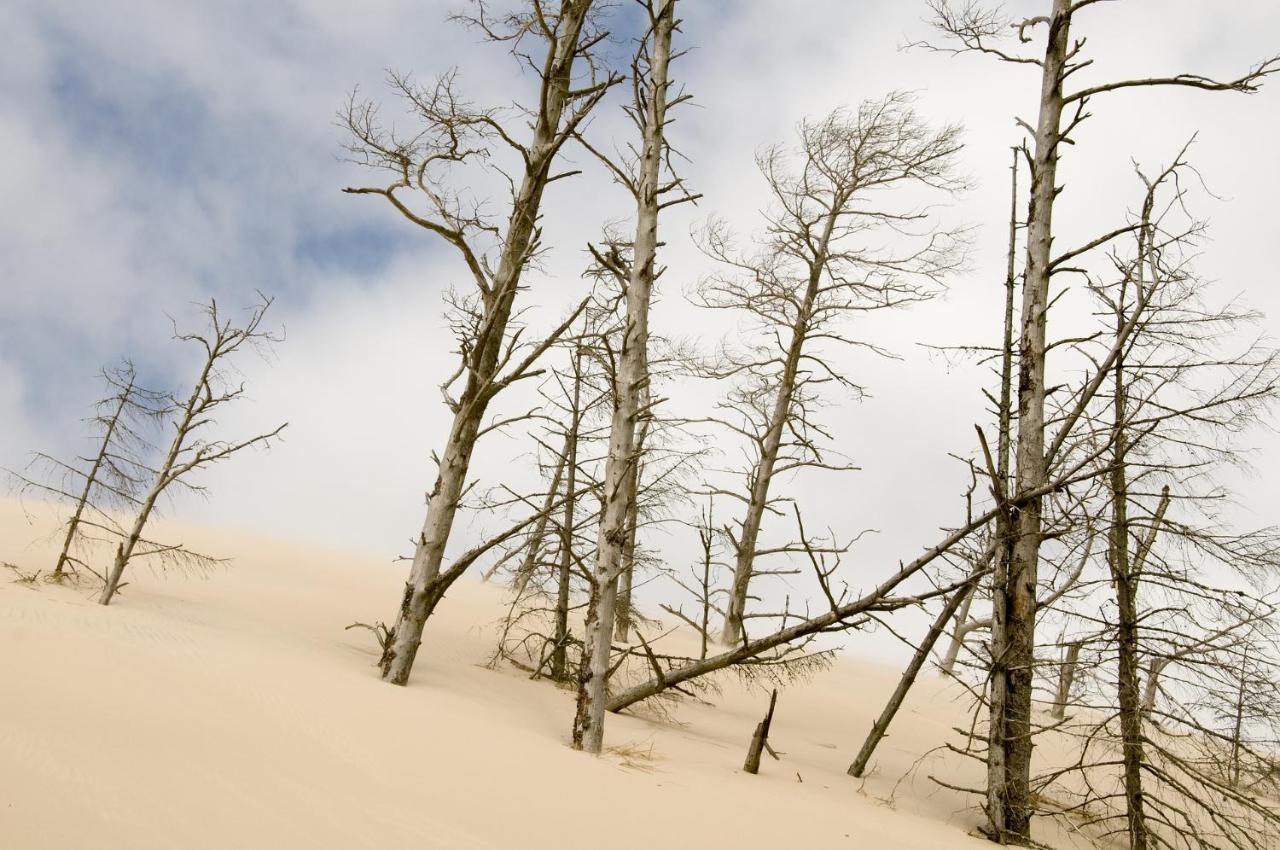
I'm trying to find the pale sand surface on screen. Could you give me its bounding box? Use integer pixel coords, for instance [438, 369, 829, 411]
[1, 498, 1076, 849]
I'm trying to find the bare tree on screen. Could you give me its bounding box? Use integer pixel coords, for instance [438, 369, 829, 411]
[342, 0, 619, 685]
[1051, 158, 1278, 850]
[696, 93, 965, 646]
[924, 2, 1278, 841]
[98, 297, 287, 606]
[572, 0, 693, 754]
[9, 363, 165, 582]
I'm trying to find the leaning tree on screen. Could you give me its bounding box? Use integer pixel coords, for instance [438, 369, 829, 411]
[98, 297, 287, 606]
[341, 0, 620, 685]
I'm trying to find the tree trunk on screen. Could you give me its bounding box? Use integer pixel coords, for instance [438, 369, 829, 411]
[939, 584, 975, 676]
[849, 582, 974, 777]
[613, 458, 641, 643]
[988, 143, 1025, 843]
[507, 441, 567, 591]
[572, 1, 673, 754]
[1050, 642, 1081, 721]
[607, 524, 993, 714]
[100, 353, 214, 606]
[743, 688, 778, 775]
[380, 2, 596, 686]
[990, 3, 1071, 843]
[56, 374, 135, 578]
[721, 204, 837, 646]
[550, 349, 584, 683]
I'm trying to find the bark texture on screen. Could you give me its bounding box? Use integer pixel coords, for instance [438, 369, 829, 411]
[989, 3, 1071, 840]
[573, 0, 675, 753]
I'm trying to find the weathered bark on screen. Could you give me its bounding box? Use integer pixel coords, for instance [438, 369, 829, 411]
[743, 688, 778, 775]
[573, 1, 674, 753]
[848, 580, 976, 777]
[55, 371, 136, 578]
[988, 142, 1027, 843]
[379, 1, 600, 685]
[1050, 642, 1081, 721]
[991, 3, 1071, 842]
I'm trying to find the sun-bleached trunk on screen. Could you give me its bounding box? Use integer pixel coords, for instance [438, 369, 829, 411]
[1050, 642, 1081, 721]
[743, 688, 778, 775]
[572, 2, 674, 753]
[940, 585, 976, 676]
[380, 2, 597, 686]
[989, 3, 1071, 842]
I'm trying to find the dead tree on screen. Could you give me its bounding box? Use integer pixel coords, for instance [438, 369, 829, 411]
[743, 688, 778, 775]
[659, 497, 726, 663]
[924, 2, 1278, 841]
[572, 0, 693, 755]
[9, 363, 165, 582]
[605, 390, 1137, 716]
[98, 298, 287, 606]
[487, 298, 700, 687]
[848, 573, 981, 778]
[342, 0, 619, 686]
[1009, 151, 1280, 850]
[548, 341, 599, 682]
[697, 93, 964, 646]
[487, 318, 611, 681]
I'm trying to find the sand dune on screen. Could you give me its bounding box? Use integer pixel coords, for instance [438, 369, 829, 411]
[1, 499, 1084, 849]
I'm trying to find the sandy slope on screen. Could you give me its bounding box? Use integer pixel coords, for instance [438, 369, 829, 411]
[1, 499, 1058, 849]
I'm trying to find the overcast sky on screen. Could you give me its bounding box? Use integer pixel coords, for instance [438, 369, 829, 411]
[4, 1, 1279, 641]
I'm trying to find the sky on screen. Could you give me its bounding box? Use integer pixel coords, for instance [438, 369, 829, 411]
[4, 0, 1280, 650]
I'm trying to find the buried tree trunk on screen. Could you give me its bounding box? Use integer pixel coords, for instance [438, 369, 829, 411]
[743, 688, 779, 775]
